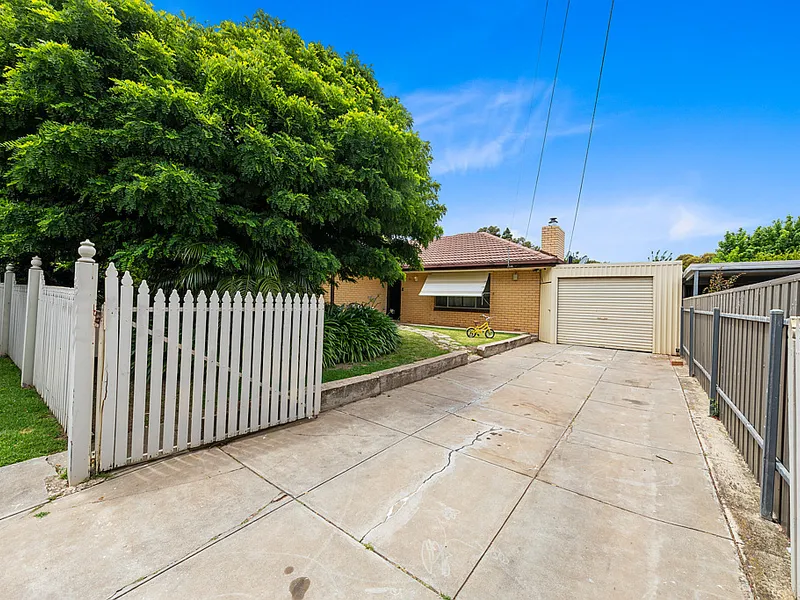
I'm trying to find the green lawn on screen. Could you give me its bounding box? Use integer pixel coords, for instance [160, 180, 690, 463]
[410, 325, 521, 347]
[0, 358, 66, 467]
[323, 329, 447, 383]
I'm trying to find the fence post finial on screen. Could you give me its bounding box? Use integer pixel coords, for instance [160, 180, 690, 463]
[78, 240, 96, 263]
[20, 256, 43, 386]
[67, 239, 99, 485]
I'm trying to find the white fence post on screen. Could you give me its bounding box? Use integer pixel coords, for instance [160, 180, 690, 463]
[20, 257, 42, 386]
[67, 241, 98, 485]
[0, 264, 14, 355]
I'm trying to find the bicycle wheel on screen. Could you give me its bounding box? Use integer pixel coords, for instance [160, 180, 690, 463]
[466, 327, 477, 338]
[484, 328, 496, 339]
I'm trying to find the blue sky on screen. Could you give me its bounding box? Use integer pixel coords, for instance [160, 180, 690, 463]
[153, 0, 800, 262]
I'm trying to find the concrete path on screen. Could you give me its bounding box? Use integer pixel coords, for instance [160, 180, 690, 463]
[0, 344, 750, 599]
[0, 451, 66, 520]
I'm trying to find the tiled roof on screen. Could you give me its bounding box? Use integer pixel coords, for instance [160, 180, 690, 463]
[412, 232, 561, 270]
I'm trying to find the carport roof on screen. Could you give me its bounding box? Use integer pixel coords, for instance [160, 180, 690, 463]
[411, 232, 561, 271]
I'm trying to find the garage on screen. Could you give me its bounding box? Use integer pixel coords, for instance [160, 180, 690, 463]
[539, 261, 682, 355]
[556, 277, 654, 351]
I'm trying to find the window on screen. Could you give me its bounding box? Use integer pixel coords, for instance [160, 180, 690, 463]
[434, 275, 491, 311]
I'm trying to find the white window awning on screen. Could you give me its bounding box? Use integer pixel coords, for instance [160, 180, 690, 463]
[418, 272, 489, 297]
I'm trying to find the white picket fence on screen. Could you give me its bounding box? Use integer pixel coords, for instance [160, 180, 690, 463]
[97, 264, 325, 470]
[8, 282, 27, 367]
[0, 242, 325, 484]
[1, 261, 78, 431]
[33, 280, 77, 429]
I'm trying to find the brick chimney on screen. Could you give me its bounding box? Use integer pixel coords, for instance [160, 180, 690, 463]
[541, 217, 565, 260]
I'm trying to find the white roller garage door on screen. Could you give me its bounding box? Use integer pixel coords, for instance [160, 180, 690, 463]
[557, 277, 654, 352]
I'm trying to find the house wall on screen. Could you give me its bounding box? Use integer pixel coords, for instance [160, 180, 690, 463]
[322, 278, 387, 311]
[400, 269, 543, 334]
[539, 261, 682, 354]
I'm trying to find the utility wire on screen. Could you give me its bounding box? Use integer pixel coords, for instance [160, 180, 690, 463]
[524, 0, 572, 241]
[509, 0, 550, 233]
[567, 0, 615, 256]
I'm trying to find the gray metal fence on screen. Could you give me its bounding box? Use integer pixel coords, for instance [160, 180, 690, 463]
[681, 273, 800, 531]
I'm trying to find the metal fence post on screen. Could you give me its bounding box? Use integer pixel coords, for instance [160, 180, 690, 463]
[787, 317, 800, 593]
[710, 307, 721, 416]
[0, 265, 14, 356]
[761, 308, 784, 519]
[21, 257, 42, 386]
[67, 241, 98, 485]
[679, 306, 684, 359]
[688, 306, 695, 377]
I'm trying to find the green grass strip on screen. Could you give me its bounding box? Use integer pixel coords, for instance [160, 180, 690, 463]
[409, 325, 521, 347]
[0, 358, 66, 467]
[323, 329, 446, 383]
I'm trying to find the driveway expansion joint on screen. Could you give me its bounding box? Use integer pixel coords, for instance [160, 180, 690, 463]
[538, 479, 733, 541]
[453, 368, 602, 598]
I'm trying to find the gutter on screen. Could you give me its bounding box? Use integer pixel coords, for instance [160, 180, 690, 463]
[404, 262, 559, 272]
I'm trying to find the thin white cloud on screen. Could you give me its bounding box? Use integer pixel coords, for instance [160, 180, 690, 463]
[667, 205, 746, 240]
[569, 196, 757, 261]
[403, 80, 585, 176]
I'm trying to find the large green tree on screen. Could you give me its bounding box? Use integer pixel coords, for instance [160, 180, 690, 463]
[0, 0, 444, 290]
[715, 216, 800, 262]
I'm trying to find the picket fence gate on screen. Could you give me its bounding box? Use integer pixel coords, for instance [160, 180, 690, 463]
[97, 265, 325, 470]
[0, 241, 325, 484]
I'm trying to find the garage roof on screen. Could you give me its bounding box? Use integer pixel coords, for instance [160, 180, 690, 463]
[414, 232, 560, 270]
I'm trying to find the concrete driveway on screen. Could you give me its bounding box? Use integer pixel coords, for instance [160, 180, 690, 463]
[0, 343, 749, 599]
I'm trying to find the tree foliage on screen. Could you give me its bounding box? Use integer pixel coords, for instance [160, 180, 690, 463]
[676, 252, 715, 270]
[0, 0, 444, 289]
[715, 216, 800, 262]
[676, 216, 800, 271]
[704, 271, 740, 294]
[476, 225, 538, 249]
[648, 249, 673, 262]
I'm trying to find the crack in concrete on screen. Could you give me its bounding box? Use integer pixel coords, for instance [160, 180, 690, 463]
[448, 411, 548, 441]
[359, 426, 503, 543]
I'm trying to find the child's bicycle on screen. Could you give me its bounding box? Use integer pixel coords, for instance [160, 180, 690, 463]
[466, 314, 495, 339]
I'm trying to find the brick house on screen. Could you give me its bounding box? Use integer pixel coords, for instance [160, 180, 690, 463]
[327, 221, 565, 336]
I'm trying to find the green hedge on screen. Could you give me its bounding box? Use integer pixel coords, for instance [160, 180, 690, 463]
[323, 303, 401, 368]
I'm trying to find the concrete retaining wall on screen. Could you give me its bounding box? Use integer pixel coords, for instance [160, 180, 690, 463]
[477, 334, 535, 358]
[320, 350, 469, 411]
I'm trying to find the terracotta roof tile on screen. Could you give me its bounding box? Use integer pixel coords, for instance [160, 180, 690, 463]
[412, 232, 560, 270]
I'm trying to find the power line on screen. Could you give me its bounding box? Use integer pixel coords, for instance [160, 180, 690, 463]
[567, 0, 615, 256]
[509, 0, 550, 233]
[524, 0, 572, 241]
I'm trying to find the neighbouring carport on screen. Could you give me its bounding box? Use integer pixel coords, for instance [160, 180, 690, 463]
[538, 261, 682, 354]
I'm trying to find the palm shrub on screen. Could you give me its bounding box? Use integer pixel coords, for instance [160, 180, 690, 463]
[323, 303, 400, 367]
